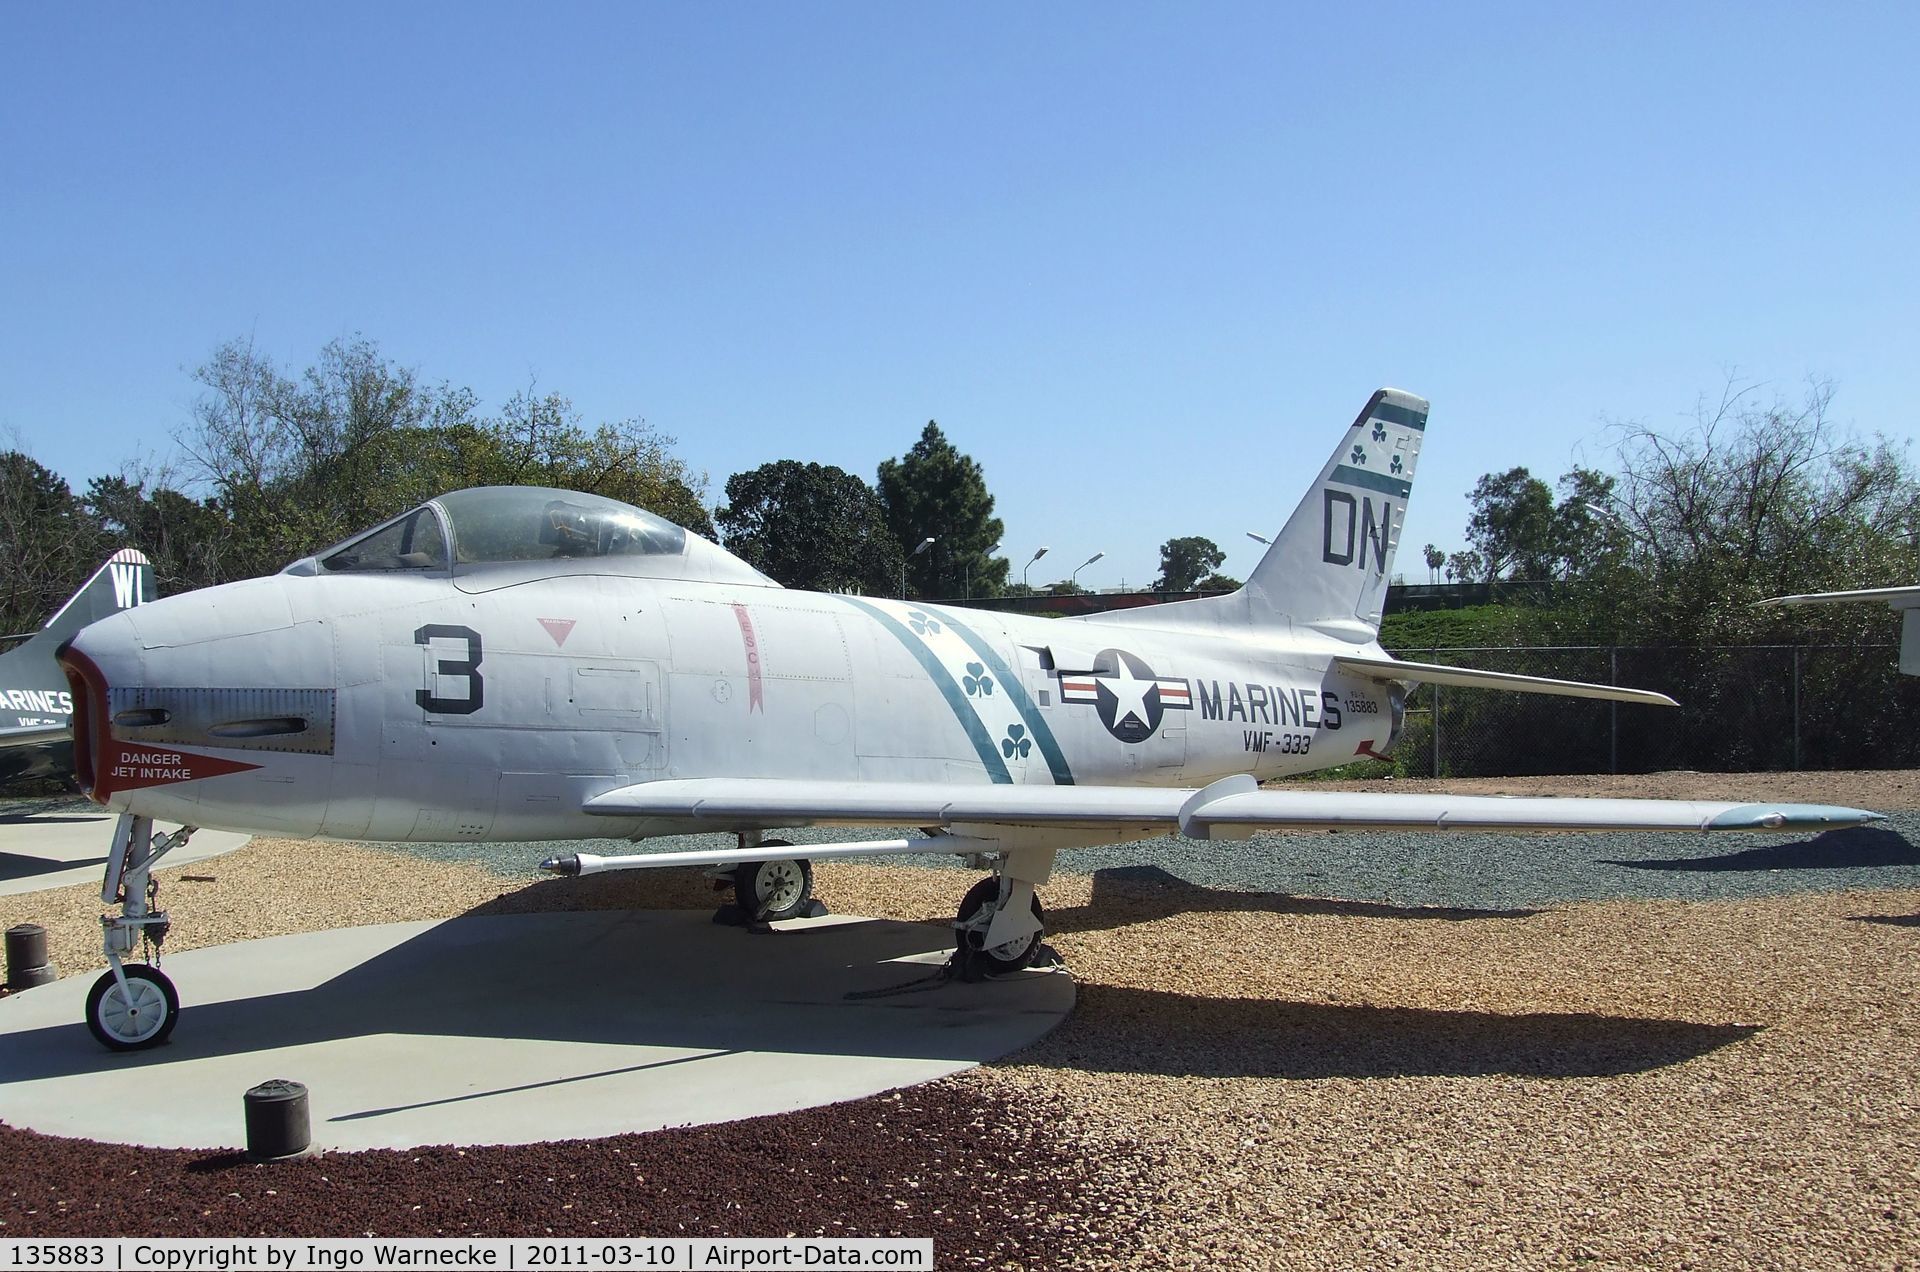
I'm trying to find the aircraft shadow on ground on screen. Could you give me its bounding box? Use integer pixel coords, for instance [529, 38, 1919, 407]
[0, 851, 107, 882]
[1042, 865, 1539, 936]
[1601, 825, 1919, 873]
[0, 812, 111, 826]
[0, 909, 1064, 1086]
[1850, 913, 1920, 928]
[1029, 983, 1760, 1080]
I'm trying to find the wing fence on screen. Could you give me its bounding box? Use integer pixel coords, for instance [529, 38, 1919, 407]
[1384, 644, 1920, 775]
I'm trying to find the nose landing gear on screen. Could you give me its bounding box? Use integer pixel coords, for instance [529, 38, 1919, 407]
[86, 815, 192, 1051]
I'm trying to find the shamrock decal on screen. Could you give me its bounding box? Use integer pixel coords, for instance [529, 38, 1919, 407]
[1349, 444, 1367, 465]
[1390, 453, 1404, 474]
[963, 661, 994, 697]
[908, 611, 942, 636]
[1371, 421, 1388, 442]
[1001, 723, 1032, 760]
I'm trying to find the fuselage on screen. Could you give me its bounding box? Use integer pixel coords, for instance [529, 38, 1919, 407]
[60, 564, 1399, 842]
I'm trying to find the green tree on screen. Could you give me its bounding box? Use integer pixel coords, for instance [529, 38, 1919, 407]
[1548, 466, 1628, 581]
[0, 453, 105, 638]
[715, 460, 903, 592]
[87, 473, 231, 594]
[1465, 467, 1556, 580]
[1592, 377, 1920, 643]
[1152, 536, 1227, 592]
[1422, 543, 1445, 583]
[1444, 548, 1484, 583]
[172, 336, 711, 580]
[875, 421, 1005, 599]
[459, 388, 712, 537]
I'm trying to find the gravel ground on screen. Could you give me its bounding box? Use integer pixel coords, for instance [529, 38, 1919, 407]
[2, 770, 1917, 1269]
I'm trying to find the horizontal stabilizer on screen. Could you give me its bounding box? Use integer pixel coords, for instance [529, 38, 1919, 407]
[581, 776, 1877, 843]
[1333, 654, 1678, 707]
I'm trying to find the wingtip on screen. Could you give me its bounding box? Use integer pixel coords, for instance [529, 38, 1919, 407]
[1708, 804, 1887, 831]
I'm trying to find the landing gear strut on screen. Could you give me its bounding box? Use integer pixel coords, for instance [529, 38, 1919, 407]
[953, 877, 1045, 976]
[86, 814, 192, 1051]
[951, 848, 1055, 980]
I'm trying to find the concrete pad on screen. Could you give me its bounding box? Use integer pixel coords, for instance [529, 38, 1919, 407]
[0, 812, 249, 896]
[0, 910, 1073, 1151]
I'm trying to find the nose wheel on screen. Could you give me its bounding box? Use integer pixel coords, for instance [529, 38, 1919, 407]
[85, 964, 178, 1050]
[86, 814, 191, 1051]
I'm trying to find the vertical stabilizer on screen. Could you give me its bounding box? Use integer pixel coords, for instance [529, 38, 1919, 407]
[3, 549, 155, 686]
[1083, 389, 1427, 643]
[1243, 389, 1426, 641]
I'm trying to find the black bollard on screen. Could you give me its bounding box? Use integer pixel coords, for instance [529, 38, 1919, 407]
[4, 924, 55, 990]
[244, 1079, 312, 1159]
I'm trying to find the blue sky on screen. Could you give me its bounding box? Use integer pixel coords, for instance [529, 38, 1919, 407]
[4, 4, 1915, 590]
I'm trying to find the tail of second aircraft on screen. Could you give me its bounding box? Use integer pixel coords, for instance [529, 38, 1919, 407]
[2, 549, 155, 688]
[1087, 388, 1427, 644]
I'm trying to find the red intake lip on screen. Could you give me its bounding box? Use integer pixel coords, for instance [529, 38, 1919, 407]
[57, 643, 111, 803]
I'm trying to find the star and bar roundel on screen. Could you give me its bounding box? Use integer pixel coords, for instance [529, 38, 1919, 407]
[1059, 648, 1192, 743]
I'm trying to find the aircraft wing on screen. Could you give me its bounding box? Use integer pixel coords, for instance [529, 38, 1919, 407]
[581, 775, 1879, 856]
[1332, 654, 1679, 706]
[1756, 585, 1920, 609]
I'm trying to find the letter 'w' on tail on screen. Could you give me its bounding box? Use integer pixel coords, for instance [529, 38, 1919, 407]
[1244, 388, 1426, 641]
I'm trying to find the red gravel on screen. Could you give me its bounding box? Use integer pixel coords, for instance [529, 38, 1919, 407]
[0, 1081, 1154, 1265]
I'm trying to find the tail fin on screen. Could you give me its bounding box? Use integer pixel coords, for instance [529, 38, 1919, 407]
[1085, 389, 1427, 643]
[1, 549, 155, 687]
[1244, 388, 1426, 640]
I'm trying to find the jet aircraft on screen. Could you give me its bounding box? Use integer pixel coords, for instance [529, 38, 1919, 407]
[58, 390, 1881, 1050]
[0, 549, 155, 784]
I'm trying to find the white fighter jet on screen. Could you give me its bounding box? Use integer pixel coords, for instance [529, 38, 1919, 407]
[58, 389, 1881, 1049]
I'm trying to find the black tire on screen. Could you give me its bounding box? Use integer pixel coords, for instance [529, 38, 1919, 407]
[85, 964, 178, 1051]
[954, 876, 1046, 974]
[733, 846, 813, 921]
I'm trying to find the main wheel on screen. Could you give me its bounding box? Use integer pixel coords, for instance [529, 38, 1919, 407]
[733, 847, 814, 921]
[85, 964, 178, 1051]
[954, 877, 1046, 974]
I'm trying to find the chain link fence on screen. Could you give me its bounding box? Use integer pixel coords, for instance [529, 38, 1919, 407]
[1387, 644, 1920, 775]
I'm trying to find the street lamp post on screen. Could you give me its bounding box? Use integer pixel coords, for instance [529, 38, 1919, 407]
[966, 541, 1001, 600]
[1022, 546, 1050, 590]
[1071, 551, 1105, 590]
[902, 536, 935, 600]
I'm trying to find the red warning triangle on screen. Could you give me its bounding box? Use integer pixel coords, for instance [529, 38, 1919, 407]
[101, 741, 262, 795]
[538, 618, 576, 648]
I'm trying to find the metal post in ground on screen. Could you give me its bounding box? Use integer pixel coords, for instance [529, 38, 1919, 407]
[1609, 646, 1619, 775]
[1792, 646, 1802, 770]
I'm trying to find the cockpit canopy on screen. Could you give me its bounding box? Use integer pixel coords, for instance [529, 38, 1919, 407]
[292, 486, 776, 589]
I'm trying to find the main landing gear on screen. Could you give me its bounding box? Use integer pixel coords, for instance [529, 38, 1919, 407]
[950, 847, 1055, 980]
[731, 841, 816, 922]
[716, 838, 822, 923]
[86, 814, 193, 1051]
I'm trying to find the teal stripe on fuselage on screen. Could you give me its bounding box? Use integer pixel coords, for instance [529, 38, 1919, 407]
[840, 596, 1012, 783]
[927, 605, 1075, 786]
